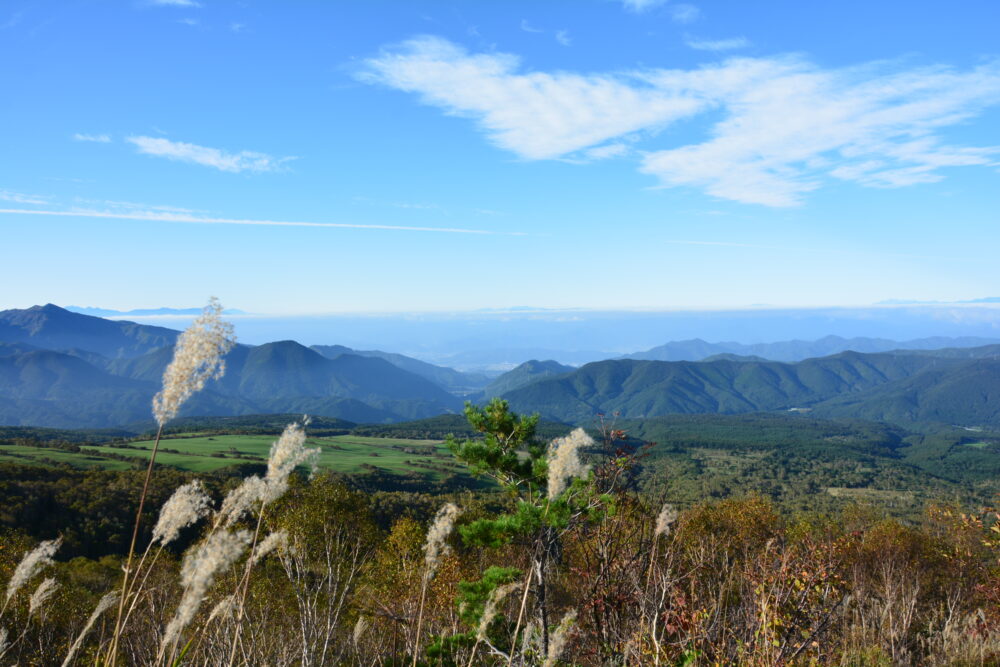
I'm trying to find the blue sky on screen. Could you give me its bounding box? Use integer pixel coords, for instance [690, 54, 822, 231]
[1, 0, 999, 315]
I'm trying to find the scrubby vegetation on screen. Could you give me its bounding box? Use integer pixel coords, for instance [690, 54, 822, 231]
[2, 400, 1000, 665]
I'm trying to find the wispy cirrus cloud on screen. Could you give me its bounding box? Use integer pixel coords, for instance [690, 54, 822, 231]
[685, 36, 750, 51]
[0, 190, 49, 205]
[73, 133, 111, 143]
[0, 205, 519, 236]
[126, 136, 295, 174]
[360, 37, 1000, 206]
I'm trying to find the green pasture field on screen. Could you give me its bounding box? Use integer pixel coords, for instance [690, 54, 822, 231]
[71, 434, 465, 478]
[962, 441, 990, 449]
[0, 445, 134, 470]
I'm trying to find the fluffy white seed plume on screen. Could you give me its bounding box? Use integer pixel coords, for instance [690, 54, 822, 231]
[0, 627, 7, 657]
[28, 577, 58, 615]
[352, 615, 369, 646]
[4, 537, 61, 605]
[655, 503, 678, 538]
[152, 480, 212, 545]
[159, 530, 250, 656]
[477, 582, 519, 641]
[263, 422, 320, 503]
[542, 609, 578, 667]
[422, 502, 460, 584]
[61, 590, 118, 667]
[215, 422, 319, 527]
[152, 297, 236, 426]
[206, 594, 236, 625]
[547, 428, 593, 499]
[217, 475, 268, 527]
[250, 530, 288, 567]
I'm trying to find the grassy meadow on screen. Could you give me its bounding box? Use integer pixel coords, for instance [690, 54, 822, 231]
[0, 433, 470, 479]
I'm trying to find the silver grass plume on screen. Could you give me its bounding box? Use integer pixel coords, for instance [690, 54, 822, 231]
[654, 503, 678, 538]
[263, 422, 319, 503]
[159, 530, 250, 656]
[152, 297, 236, 426]
[476, 583, 519, 641]
[215, 422, 318, 526]
[0, 627, 7, 657]
[547, 428, 593, 499]
[422, 502, 460, 584]
[61, 591, 118, 667]
[5, 538, 61, 605]
[217, 475, 268, 527]
[206, 594, 236, 625]
[28, 577, 58, 615]
[152, 480, 212, 546]
[352, 615, 369, 647]
[542, 610, 577, 667]
[250, 530, 288, 567]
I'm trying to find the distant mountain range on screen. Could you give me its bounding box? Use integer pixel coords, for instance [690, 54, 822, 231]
[622, 334, 1000, 363]
[2, 304, 1000, 429]
[65, 306, 248, 317]
[0, 305, 462, 427]
[500, 347, 1000, 426]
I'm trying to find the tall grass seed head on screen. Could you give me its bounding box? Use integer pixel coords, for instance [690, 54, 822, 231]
[152, 297, 236, 426]
[655, 503, 678, 538]
[477, 582, 520, 641]
[28, 577, 58, 615]
[5, 537, 61, 605]
[547, 428, 593, 499]
[152, 480, 212, 545]
[217, 475, 268, 527]
[251, 530, 289, 567]
[423, 502, 460, 582]
[263, 422, 320, 503]
[160, 530, 250, 655]
[61, 591, 118, 667]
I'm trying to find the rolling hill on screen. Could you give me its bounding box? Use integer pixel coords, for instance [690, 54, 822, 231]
[0, 304, 178, 358]
[479, 359, 575, 399]
[623, 334, 1000, 363]
[500, 352, 962, 424]
[311, 344, 489, 394]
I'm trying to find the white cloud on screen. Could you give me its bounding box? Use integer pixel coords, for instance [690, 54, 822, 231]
[555, 30, 571, 47]
[519, 19, 542, 34]
[73, 133, 111, 143]
[126, 136, 294, 173]
[0, 206, 517, 236]
[150, 0, 201, 7]
[686, 36, 749, 51]
[0, 190, 49, 205]
[669, 4, 700, 24]
[620, 0, 667, 13]
[360, 38, 1000, 206]
[584, 143, 631, 160]
[359, 37, 706, 160]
